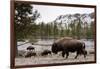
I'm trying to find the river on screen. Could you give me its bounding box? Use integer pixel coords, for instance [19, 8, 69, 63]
[17, 39, 95, 52]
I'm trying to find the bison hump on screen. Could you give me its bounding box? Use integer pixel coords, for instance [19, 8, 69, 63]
[55, 37, 73, 43]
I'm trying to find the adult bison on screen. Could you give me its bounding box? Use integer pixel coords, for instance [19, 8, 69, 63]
[51, 37, 87, 59]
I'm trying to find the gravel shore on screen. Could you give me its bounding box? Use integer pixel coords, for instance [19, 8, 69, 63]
[15, 51, 95, 66]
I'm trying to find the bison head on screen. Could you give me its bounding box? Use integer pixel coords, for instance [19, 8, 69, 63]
[51, 43, 58, 54]
[51, 43, 63, 54]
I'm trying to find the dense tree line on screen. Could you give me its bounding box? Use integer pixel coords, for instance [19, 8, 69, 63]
[24, 19, 94, 40]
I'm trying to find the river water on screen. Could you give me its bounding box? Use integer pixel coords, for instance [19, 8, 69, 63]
[17, 39, 95, 52]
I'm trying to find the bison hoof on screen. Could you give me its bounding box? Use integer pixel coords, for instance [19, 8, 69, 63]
[66, 57, 68, 59]
[84, 56, 86, 58]
[62, 55, 64, 57]
[65, 56, 68, 59]
[74, 56, 77, 59]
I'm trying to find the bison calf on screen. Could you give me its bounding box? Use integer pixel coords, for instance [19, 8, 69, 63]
[41, 50, 51, 56]
[25, 51, 36, 58]
[27, 46, 35, 51]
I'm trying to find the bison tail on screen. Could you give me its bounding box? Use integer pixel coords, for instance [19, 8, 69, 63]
[83, 43, 85, 49]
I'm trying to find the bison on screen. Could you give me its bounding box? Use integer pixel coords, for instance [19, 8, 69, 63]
[27, 46, 35, 51]
[41, 50, 51, 56]
[52, 37, 87, 59]
[25, 51, 36, 58]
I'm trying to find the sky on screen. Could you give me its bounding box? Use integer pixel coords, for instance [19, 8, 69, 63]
[32, 4, 94, 23]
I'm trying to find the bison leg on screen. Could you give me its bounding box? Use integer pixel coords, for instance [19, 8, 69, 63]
[75, 51, 79, 59]
[49, 52, 51, 54]
[62, 50, 69, 59]
[83, 50, 87, 58]
[65, 52, 69, 59]
[84, 54, 86, 58]
[62, 51, 65, 57]
[75, 54, 78, 59]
